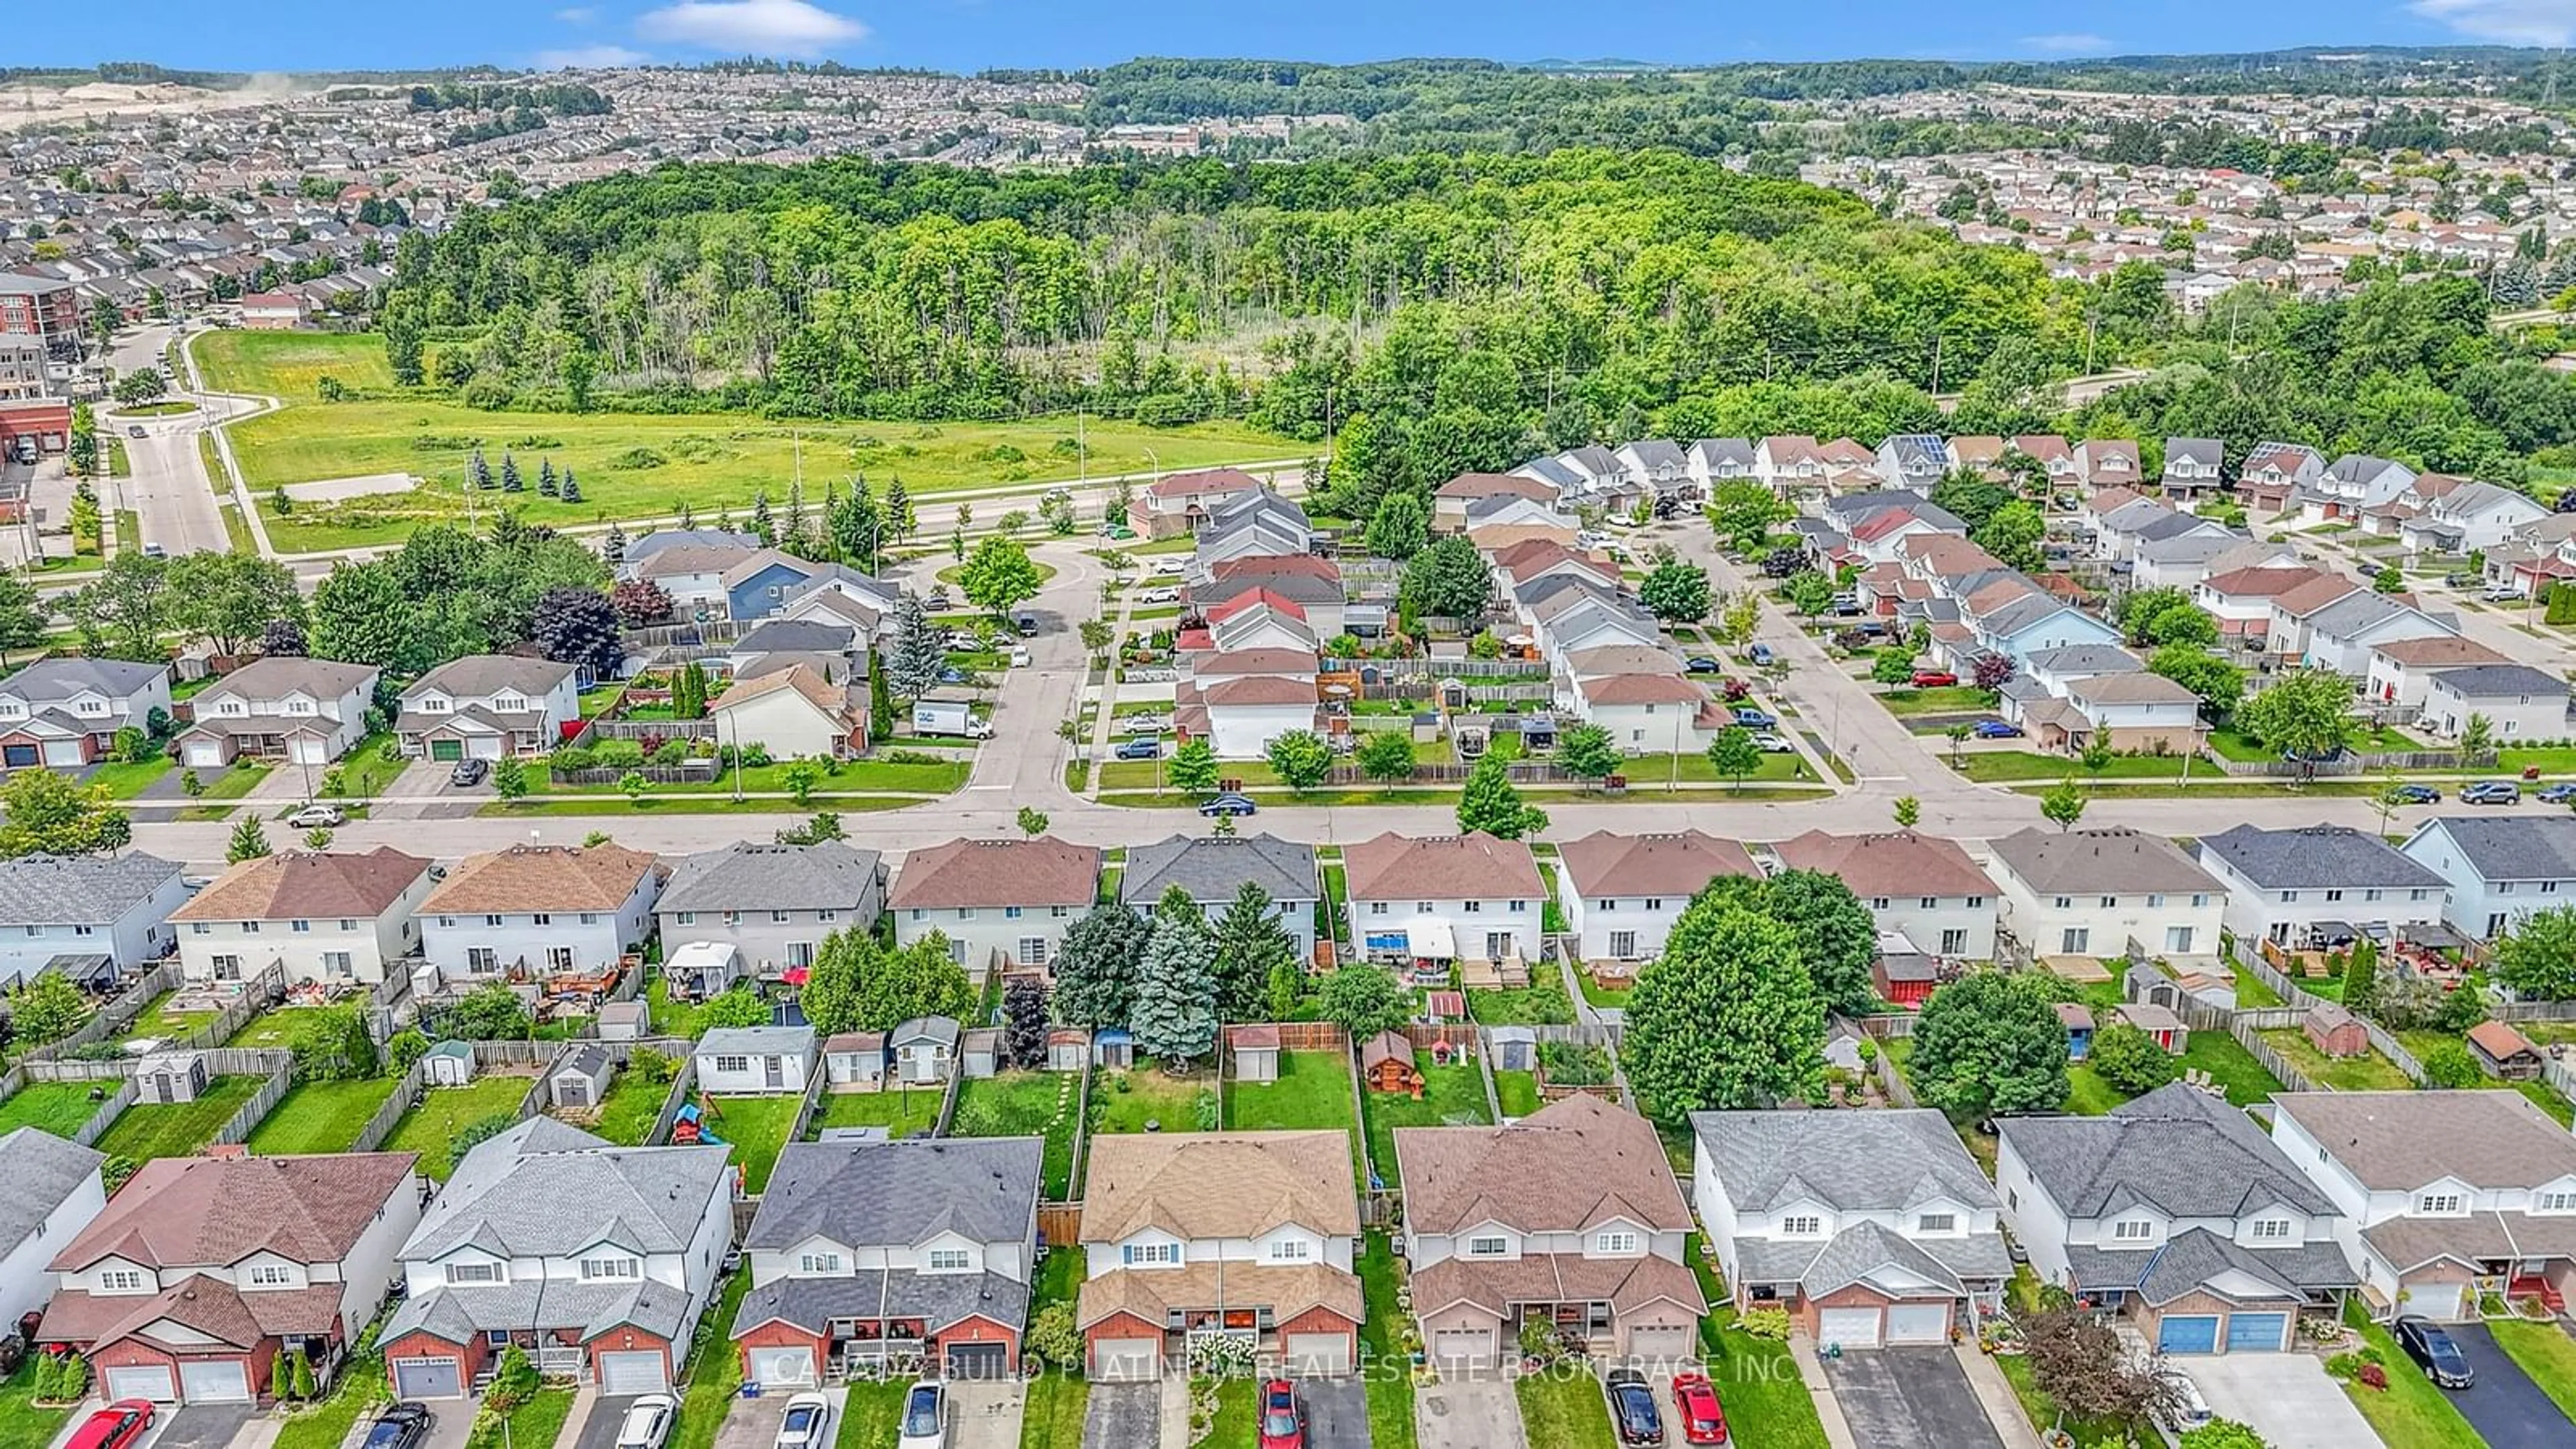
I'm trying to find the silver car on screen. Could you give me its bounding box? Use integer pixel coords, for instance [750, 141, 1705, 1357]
[773, 1393, 830, 1449]
[613, 1395, 676, 1449]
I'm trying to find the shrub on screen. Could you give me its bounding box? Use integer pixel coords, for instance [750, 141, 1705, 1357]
[1193, 1088, 1220, 1131]
[2420, 1041, 2481, 1087]
[883, 749, 943, 765]
[593, 739, 645, 768]
[1735, 1307, 1791, 1340]
[486, 1345, 539, 1411]
[549, 745, 596, 772]
[1536, 1040, 1613, 1085]
[2324, 1347, 2381, 1381]
[649, 739, 690, 767]
[1026, 1302, 1082, 1372]
[386, 1028, 431, 1072]
[627, 1045, 677, 1088]
[2087, 1023, 2178, 1096]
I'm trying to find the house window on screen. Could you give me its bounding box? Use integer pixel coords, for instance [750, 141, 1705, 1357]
[715, 1056, 750, 1073]
[1369, 902, 1387, 915]
[2410, 888, 2430, 902]
[1595, 1231, 1639, 1254]
[818, 911, 837, 923]
[339, 920, 357, 931]
[1122, 1242, 1181, 1267]
[1507, 900, 1526, 913]
[483, 914, 503, 928]
[1941, 929, 1968, 954]
[531, 914, 551, 927]
[2536, 1191, 2576, 1213]
[446, 1262, 501, 1285]
[1005, 906, 1023, 919]
[2111, 1220, 2153, 1241]
[2099, 896, 2117, 908]
[2363, 889, 2382, 903]
[321, 952, 352, 976]
[2249, 1220, 2292, 1241]
[1463, 900, 1483, 913]
[2190, 894, 2208, 908]
[2323, 890, 2344, 904]
[581, 913, 599, 926]
[2280, 891, 2299, 904]
[2052, 896, 2072, 910]
[1053, 906, 1072, 918]
[677, 912, 697, 926]
[1266, 1239, 1311, 1263]
[1920, 897, 1939, 910]
[467, 948, 496, 974]
[1781, 1216, 1822, 1236]
[928, 1249, 971, 1272]
[2416, 1193, 2465, 1215]
[1415, 902, 1434, 914]
[2165, 926, 2196, 953]
[1967, 896, 1985, 908]
[1018, 938, 1049, 966]
[247, 1264, 294, 1287]
[1466, 1236, 1509, 1257]
[957, 908, 975, 920]
[798, 1252, 843, 1274]
[580, 1257, 639, 1281]
[1609, 931, 1638, 960]
[2061, 928, 2090, 953]
[1871, 898, 1891, 911]
[290, 919, 311, 933]
[1598, 900, 1617, 912]
[99, 1269, 146, 1292]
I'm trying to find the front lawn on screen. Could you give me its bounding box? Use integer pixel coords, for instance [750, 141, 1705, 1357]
[466, 1387, 574, 1449]
[1090, 1062, 1212, 1138]
[2339, 1301, 2485, 1449]
[953, 1071, 1081, 1198]
[1994, 1346, 2138, 1447]
[836, 1382, 914, 1446]
[0, 1081, 111, 1137]
[89, 757, 174, 799]
[1360, 1063, 1490, 1190]
[269, 1356, 388, 1449]
[2487, 1319, 2576, 1422]
[672, 1271, 751, 1449]
[0, 1360, 71, 1449]
[1356, 1234, 1419, 1449]
[811, 1085, 944, 1139]
[95, 1074, 266, 1161]
[1682, 1236, 1830, 1449]
[1515, 1367, 1615, 1449]
[1493, 1069, 1542, 1118]
[2255, 1030, 2416, 1091]
[381, 1077, 537, 1179]
[704, 1093, 804, 1193]
[1957, 750, 2189, 782]
[1021, 1247, 1090, 1448]
[248, 1077, 400, 1155]
[1874, 685, 1998, 715]
[1199, 1379, 1256, 1444]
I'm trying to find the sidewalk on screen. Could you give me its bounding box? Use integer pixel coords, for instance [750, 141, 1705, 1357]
[1951, 1342, 2045, 1449]
[1786, 1337, 1860, 1449]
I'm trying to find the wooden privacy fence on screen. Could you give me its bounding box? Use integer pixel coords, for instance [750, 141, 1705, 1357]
[2207, 747, 2493, 779]
[552, 762, 718, 787]
[1248, 1021, 1352, 1053]
[2207, 1008, 2321, 1094]
[471, 1039, 564, 1069]
[1036, 1203, 1083, 1248]
[174, 964, 290, 1053]
[213, 1058, 297, 1147]
[349, 1059, 431, 1155]
[70, 1079, 139, 1148]
[25, 961, 184, 1063]
[25, 1056, 138, 1083]
[647, 1057, 701, 1146]
[580, 718, 719, 743]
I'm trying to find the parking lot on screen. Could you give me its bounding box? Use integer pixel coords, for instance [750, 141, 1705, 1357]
[1820, 1347, 2005, 1449]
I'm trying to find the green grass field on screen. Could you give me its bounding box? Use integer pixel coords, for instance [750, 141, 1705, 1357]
[1515, 1367, 1615, 1449]
[672, 1271, 751, 1449]
[586, 1063, 674, 1146]
[835, 1382, 914, 1446]
[2487, 1319, 2576, 1421]
[952, 1071, 1081, 1198]
[112, 988, 220, 1045]
[0, 1362, 72, 1449]
[811, 1085, 944, 1138]
[704, 1093, 804, 1193]
[1493, 1069, 1542, 1118]
[1682, 1236, 1831, 1449]
[0, 1081, 109, 1138]
[381, 1077, 537, 1179]
[1020, 1248, 1089, 1449]
[1356, 1234, 1419, 1449]
[247, 1077, 400, 1155]
[95, 1075, 266, 1161]
[2255, 1030, 2416, 1091]
[197, 332, 1299, 551]
[1957, 750, 2190, 782]
[1091, 1061, 1212, 1138]
[466, 1387, 573, 1449]
[2339, 1301, 2485, 1449]
[1360, 1063, 1490, 1189]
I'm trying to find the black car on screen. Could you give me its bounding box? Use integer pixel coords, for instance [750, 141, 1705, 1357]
[1197, 792, 1258, 817]
[449, 757, 490, 786]
[1605, 1367, 1664, 1446]
[2394, 1316, 2475, 1389]
[2388, 784, 2442, 804]
[362, 1403, 435, 1449]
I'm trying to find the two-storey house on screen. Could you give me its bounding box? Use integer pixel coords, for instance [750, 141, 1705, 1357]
[1693, 1109, 2008, 1349]
[889, 837, 1101, 978]
[0, 851, 191, 987]
[2196, 824, 2450, 954]
[0, 1128, 105, 1343]
[1077, 1132, 1362, 1379]
[1552, 830, 1760, 967]
[2365, 636, 2509, 710]
[42, 1152, 423, 1403]
[174, 657, 379, 769]
[2161, 438, 2223, 496]
[731, 1137, 1042, 1384]
[1770, 830, 1998, 961]
[1400, 1095, 1705, 1367]
[1130, 468, 1265, 538]
[2423, 663, 2571, 742]
[1987, 826, 2226, 961]
[1343, 832, 1544, 977]
[656, 841, 886, 973]
[1873, 433, 1949, 492]
[420, 843, 661, 985]
[380, 1119, 733, 1398]
[396, 655, 580, 761]
[2272, 1091, 2576, 1321]
[2400, 815, 2576, 941]
[1120, 834, 1320, 966]
[2298, 593, 2455, 678]
[0, 657, 171, 771]
[616, 528, 761, 584]
[1998, 1085, 2355, 1354]
[1434, 474, 1556, 534]
[170, 847, 434, 986]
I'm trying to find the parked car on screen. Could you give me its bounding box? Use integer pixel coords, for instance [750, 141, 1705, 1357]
[2463, 781, 2522, 806]
[1198, 792, 1258, 818]
[1257, 1379, 1305, 1449]
[125, 424, 146, 438]
[141, 543, 166, 559]
[1733, 707, 1776, 729]
[1972, 719, 2023, 739]
[66, 1402, 154, 1449]
[897, 1381, 948, 1449]
[1114, 737, 1163, 761]
[2540, 783, 2576, 804]
[1748, 643, 1775, 667]
[1684, 656, 1721, 674]
[1911, 669, 1959, 688]
[2483, 585, 2524, 602]
[945, 630, 982, 649]
[362, 1405, 435, 1449]
[925, 588, 951, 608]
[1098, 523, 1137, 540]
[614, 1395, 677, 1449]
[449, 757, 489, 786]
[1752, 732, 1794, 753]
[938, 666, 968, 684]
[2387, 784, 2443, 804]
[286, 804, 345, 829]
[1605, 1367, 1664, 1446]
[2443, 572, 2473, 588]
[2395, 1316, 2475, 1389]
[1670, 1371, 1729, 1445]
[773, 1393, 831, 1449]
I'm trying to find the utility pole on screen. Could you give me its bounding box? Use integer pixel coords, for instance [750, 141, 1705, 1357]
[1930, 333, 1943, 396]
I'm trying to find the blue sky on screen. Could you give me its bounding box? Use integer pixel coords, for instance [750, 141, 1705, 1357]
[15, 1, 2576, 74]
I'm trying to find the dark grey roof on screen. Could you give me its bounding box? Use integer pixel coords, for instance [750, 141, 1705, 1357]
[400, 655, 576, 702]
[2200, 825, 2449, 892]
[1989, 827, 2223, 896]
[2409, 815, 2576, 883]
[1998, 1083, 2337, 1222]
[627, 528, 761, 562]
[2325, 454, 2410, 486]
[659, 841, 883, 914]
[2165, 438, 2223, 466]
[386, 1276, 693, 1342]
[1621, 440, 1687, 469]
[0, 852, 182, 926]
[892, 1016, 959, 1049]
[2065, 1228, 2355, 1305]
[0, 1126, 103, 1246]
[733, 619, 861, 657]
[732, 1268, 1030, 1340]
[403, 1118, 732, 1261]
[0, 657, 166, 701]
[1690, 1109, 1998, 1214]
[1692, 439, 1754, 467]
[2022, 645, 2142, 677]
[744, 1138, 1041, 1252]
[2429, 663, 2569, 699]
[1734, 1220, 2010, 1294]
[2133, 512, 2222, 544]
[1120, 834, 1320, 911]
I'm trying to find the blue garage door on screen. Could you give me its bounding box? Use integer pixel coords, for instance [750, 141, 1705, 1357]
[2158, 1315, 2220, 1354]
[2225, 1313, 2288, 1352]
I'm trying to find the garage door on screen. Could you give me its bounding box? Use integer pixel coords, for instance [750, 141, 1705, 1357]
[105, 1365, 176, 1403]
[180, 1360, 252, 1403]
[1624, 1324, 1695, 1363]
[40, 740, 83, 767]
[2225, 1313, 2288, 1352]
[945, 1343, 1010, 1380]
[1886, 1302, 1951, 1344]
[430, 739, 464, 761]
[1285, 1332, 1352, 1376]
[746, 1347, 814, 1389]
[1, 744, 36, 768]
[1430, 1325, 1495, 1366]
[597, 1350, 668, 1395]
[391, 1356, 465, 1400]
[2159, 1316, 2221, 1355]
[1089, 1338, 1159, 1381]
[1818, 1307, 1883, 1350]
[182, 739, 223, 769]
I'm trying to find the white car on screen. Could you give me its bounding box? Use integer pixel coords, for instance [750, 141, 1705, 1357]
[1151, 559, 1185, 576]
[1752, 732, 1794, 753]
[896, 1380, 947, 1449]
[945, 630, 983, 649]
[1138, 587, 1180, 604]
[613, 1394, 676, 1449]
[773, 1393, 830, 1449]
[286, 804, 345, 828]
[2484, 585, 2524, 602]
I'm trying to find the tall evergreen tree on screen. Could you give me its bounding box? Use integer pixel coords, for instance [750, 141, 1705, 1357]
[885, 591, 947, 704]
[1053, 902, 1150, 1028]
[1210, 881, 1297, 1022]
[1132, 887, 1219, 1070]
[500, 451, 522, 492]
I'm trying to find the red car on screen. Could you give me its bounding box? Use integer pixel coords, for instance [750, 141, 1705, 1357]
[1257, 1378, 1304, 1449]
[1911, 670, 1958, 687]
[67, 1400, 154, 1449]
[1672, 1371, 1729, 1444]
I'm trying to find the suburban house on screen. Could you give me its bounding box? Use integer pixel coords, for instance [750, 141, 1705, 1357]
[1399, 1095, 1705, 1367]
[2365, 636, 2511, 710]
[1997, 1085, 2355, 1354]
[629, 541, 766, 616]
[655, 841, 886, 973]
[1188, 559, 1344, 638]
[2161, 437, 2224, 496]
[2400, 815, 2576, 940]
[1175, 672, 1318, 759]
[2237, 441, 2326, 511]
[1686, 439, 1757, 494]
[1551, 830, 1760, 967]
[695, 1026, 816, 1095]
[2296, 594, 2456, 678]
[419, 843, 662, 985]
[2398, 480, 2547, 554]
[2271, 1091, 2576, 1321]
[1120, 834, 1320, 965]
[175, 657, 380, 769]
[1692, 1109, 2009, 1349]
[1343, 832, 1545, 975]
[1768, 830, 1998, 960]
[2051, 672, 2206, 754]
[731, 1137, 1041, 1384]
[1874, 433, 1949, 492]
[2194, 567, 2330, 649]
[1077, 1131, 1362, 1379]
[380, 1118, 733, 1398]
[2194, 824, 2450, 953]
[42, 1152, 423, 1403]
[1986, 826, 2226, 961]
[721, 551, 890, 626]
[395, 656, 580, 761]
[0, 1128, 105, 1340]
[2074, 439, 2144, 489]
[170, 847, 435, 986]
[731, 616, 867, 676]
[617, 529, 761, 584]
[0, 657, 172, 772]
[708, 664, 867, 760]
[1434, 473, 1556, 533]
[1192, 492, 1316, 572]
[889, 837, 1102, 977]
[1130, 468, 1265, 537]
[2422, 664, 2570, 741]
[0, 851, 192, 987]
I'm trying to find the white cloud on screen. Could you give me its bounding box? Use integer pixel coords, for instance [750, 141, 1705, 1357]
[535, 44, 649, 68]
[553, 6, 599, 21]
[635, 0, 867, 56]
[2022, 33, 2113, 54]
[2411, 0, 2576, 46]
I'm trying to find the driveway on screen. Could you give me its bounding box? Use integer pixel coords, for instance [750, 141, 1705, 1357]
[142, 1404, 256, 1449]
[570, 1395, 646, 1449]
[948, 1380, 1026, 1449]
[1414, 1373, 1525, 1449]
[1081, 1382, 1158, 1449]
[1821, 1346, 2006, 1449]
[1299, 1377, 1369, 1449]
[2178, 1353, 2381, 1449]
[710, 1391, 786, 1449]
[2445, 1323, 2576, 1449]
[417, 1399, 477, 1449]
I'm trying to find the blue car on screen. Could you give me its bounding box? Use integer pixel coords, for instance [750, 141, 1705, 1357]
[937, 666, 967, 684]
[1114, 738, 1162, 761]
[2539, 783, 2576, 804]
[1973, 719, 2023, 739]
[1733, 708, 1776, 729]
[1197, 792, 1258, 817]
[1748, 643, 1776, 666]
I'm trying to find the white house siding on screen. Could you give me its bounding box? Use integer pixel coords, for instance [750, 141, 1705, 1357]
[1852, 893, 1996, 961]
[1990, 613, 2124, 663]
[1993, 1137, 2081, 1289]
[1207, 702, 1318, 760]
[712, 687, 847, 760]
[0, 1170, 105, 1333]
[694, 1050, 809, 1095]
[2306, 618, 2453, 678]
[1086, 1226, 1354, 1278]
[2196, 848, 2447, 949]
[177, 875, 432, 986]
[655, 906, 867, 974]
[895, 903, 1083, 978]
[2424, 683, 2567, 742]
[1581, 700, 1719, 754]
[1993, 873, 2224, 961]
[0, 874, 193, 986]
[2401, 821, 2576, 941]
[1347, 896, 1542, 963]
[334, 1172, 425, 1338]
[1557, 886, 1694, 965]
[424, 876, 660, 985]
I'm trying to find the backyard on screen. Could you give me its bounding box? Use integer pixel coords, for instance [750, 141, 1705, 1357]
[94, 1075, 267, 1161]
[226, 1004, 349, 1053]
[952, 1071, 1082, 1199]
[246, 1077, 402, 1155]
[1019, 1248, 1090, 1449]
[1359, 1061, 1491, 1190]
[0, 1081, 111, 1137]
[110, 988, 220, 1046]
[2255, 1030, 2417, 1091]
[810, 1085, 945, 1139]
[380, 1075, 538, 1179]
[1493, 1070, 1542, 1118]
[583, 1062, 674, 1146]
[1089, 1061, 1212, 1138]
[703, 1093, 805, 1193]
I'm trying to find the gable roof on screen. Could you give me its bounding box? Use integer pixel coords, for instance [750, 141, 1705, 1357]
[889, 838, 1100, 910]
[1120, 834, 1319, 910]
[2430, 663, 2569, 700]
[1397, 1094, 1690, 1236]
[1553, 830, 1758, 897]
[1769, 830, 1995, 899]
[401, 1118, 732, 1261]
[710, 663, 857, 720]
[51, 1152, 417, 1272]
[191, 656, 377, 705]
[424, 843, 657, 914]
[2200, 824, 2448, 891]
[170, 847, 430, 923]
[1988, 826, 2222, 896]
[2000, 1083, 2336, 1221]
[400, 655, 577, 702]
[2273, 1090, 2576, 1190]
[1342, 832, 1543, 903]
[1438, 472, 1556, 502]
[0, 1127, 103, 1249]
[1145, 467, 1263, 498]
[0, 657, 166, 701]
[659, 841, 883, 914]
[0, 852, 182, 925]
[1690, 1108, 1997, 1214]
[1083, 1131, 1358, 1242]
[745, 1137, 1040, 1250]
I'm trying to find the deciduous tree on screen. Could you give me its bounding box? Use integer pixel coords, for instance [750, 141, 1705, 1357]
[1706, 725, 1763, 791]
[2086, 1022, 2177, 1096]
[1909, 971, 2070, 1118]
[1555, 724, 1622, 784]
[1167, 739, 1220, 796]
[2493, 904, 2576, 1000]
[1317, 964, 1408, 1043]
[960, 535, 1042, 621]
[1639, 559, 1713, 623]
[529, 586, 622, 678]
[1355, 730, 1415, 786]
[1456, 751, 1548, 839]
[1759, 869, 1880, 1018]
[1400, 535, 1493, 621]
[1265, 729, 1334, 793]
[1364, 491, 1430, 561]
[1623, 900, 1825, 1119]
[0, 771, 129, 857]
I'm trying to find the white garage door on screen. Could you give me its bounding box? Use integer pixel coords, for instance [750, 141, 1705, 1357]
[105, 1365, 176, 1403]
[1625, 1324, 1696, 1363]
[1090, 1337, 1159, 1381]
[1431, 1325, 1495, 1366]
[180, 1360, 252, 1403]
[40, 740, 83, 767]
[1818, 1307, 1883, 1350]
[390, 1357, 465, 1400]
[289, 736, 329, 766]
[1285, 1332, 1352, 1376]
[1886, 1302, 1951, 1344]
[597, 1350, 668, 1396]
[181, 739, 224, 769]
[747, 1347, 816, 1389]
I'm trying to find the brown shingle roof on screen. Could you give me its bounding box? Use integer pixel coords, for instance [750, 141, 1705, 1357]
[888, 838, 1099, 910]
[170, 848, 430, 923]
[2371, 636, 2509, 668]
[1575, 673, 1704, 706]
[1202, 676, 1320, 707]
[423, 843, 659, 914]
[1342, 832, 1543, 903]
[1770, 830, 1996, 899]
[48, 1152, 418, 1272]
[1554, 830, 1759, 897]
[2467, 1020, 2537, 1063]
[2201, 566, 2328, 599]
[1409, 1249, 1704, 1322]
[1077, 1258, 1360, 1332]
[1394, 1093, 1693, 1236]
[1082, 1131, 1359, 1244]
[1438, 472, 1556, 501]
[2274, 1090, 2576, 1189]
[711, 663, 855, 718]
[2271, 574, 2363, 616]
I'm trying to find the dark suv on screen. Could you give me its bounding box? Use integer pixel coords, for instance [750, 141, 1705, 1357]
[1605, 1368, 1664, 1446]
[449, 757, 490, 786]
[362, 1404, 435, 1449]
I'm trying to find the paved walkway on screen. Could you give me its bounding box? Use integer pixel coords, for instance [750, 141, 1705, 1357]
[1952, 1342, 2044, 1449]
[1788, 1337, 1860, 1449]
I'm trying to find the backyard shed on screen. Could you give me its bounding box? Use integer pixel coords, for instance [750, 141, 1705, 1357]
[134, 1050, 207, 1104]
[1092, 1027, 1135, 1071]
[1046, 1028, 1090, 1073]
[1231, 1024, 1281, 1083]
[695, 1025, 814, 1093]
[961, 1027, 1000, 1081]
[2055, 1002, 2095, 1061]
[1489, 1026, 1536, 1073]
[1359, 1030, 1422, 1097]
[890, 1016, 960, 1085]
[594, 1000, 649, 1042]
[2304, 1003, 2369, 1059]
[823, 1031, 886, 1089]
[2124, 961, 2186, 1013]
[2113, 1002, 2188, 1054]
[548, 1043, 614, 1109]
[421, 1039, 478, 1087]
[2467, 1020, 2544, 1081]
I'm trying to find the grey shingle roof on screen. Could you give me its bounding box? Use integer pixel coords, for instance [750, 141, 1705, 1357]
[2064, 1228, 2355, 1304]
[658, 841, 883, 914]
[399, 655, 576, 702]
[0, 1126, 103, 1247]
[1120, 834, 1319, 912]
[402, 1118, 732, 1262]
[2022, 645, 2142, 677]
[2410, 815, 2576, 882]
[745, 1138, 1040, 1252]
[0, 657, 166, 702]
[733, 1268, 1030, 1341]
[698, 1026, 814, 1059]
[2199, 824, 2448, 892]
[1989, 827, 2224, 896]
[2165, 438, 2222, 466]
[0, 853, 182, 926]
[733, 619, 861, 657]
[1999, 1083, 2336, 1222]
[1690, 1110, 1998, 1214]
[2430, 663, 2568, 700]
